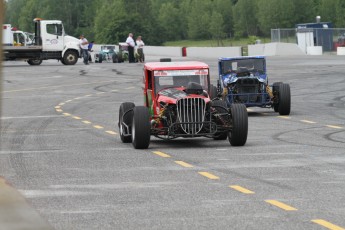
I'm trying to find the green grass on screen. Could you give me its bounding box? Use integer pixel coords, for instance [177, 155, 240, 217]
[163, 37, 271, 47]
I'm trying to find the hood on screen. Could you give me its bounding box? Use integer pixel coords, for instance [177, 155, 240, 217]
[64, 35, 79, 43]
[157, 87, 210, 104]
[63, 35, 80, 50]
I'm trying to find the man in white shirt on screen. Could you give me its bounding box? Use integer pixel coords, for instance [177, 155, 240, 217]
[126, 33, 135, 63]
[79, 34, 89, 65]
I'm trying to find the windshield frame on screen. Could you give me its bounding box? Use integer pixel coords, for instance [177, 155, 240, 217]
[221, 58, 266, 75]
[153, 69, 210, 95]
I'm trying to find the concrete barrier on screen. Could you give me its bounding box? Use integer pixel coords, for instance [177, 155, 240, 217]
[248, 43, 305, 56]
[307, 46, 323, 55]
[337, 47, 345, 55]
[94, 42, 312, 59]
[145, 46, 182, 57]
[186, 47, 242, 58]
[248, 44, 265, 56]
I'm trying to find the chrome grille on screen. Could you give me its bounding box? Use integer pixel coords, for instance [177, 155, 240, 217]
[176, 98, 206, 135]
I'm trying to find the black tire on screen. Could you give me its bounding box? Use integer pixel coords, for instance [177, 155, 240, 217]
[272, 82, 282, 112]
[63, 50, 78, 65]
[229, 104, 248, 146]
[119, 102, 135, 143]
[112, 53, 119, 63]
[99, 55, 103, 63]
[277, 83, 291, 115]
[27, 59, 42, 65]
[209, 84, 218, 99]
[212, 100, 229, 140]
[160, 58, 171, 62]
[131, 106, 151, 149]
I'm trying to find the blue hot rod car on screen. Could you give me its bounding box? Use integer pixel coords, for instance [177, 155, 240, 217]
[211, 56, 291, 115]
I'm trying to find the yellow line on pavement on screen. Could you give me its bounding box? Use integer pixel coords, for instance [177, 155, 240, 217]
[278, 116, 291, 119]
[82, 120, 92, 124]
[301, 120, 316, 124]
[62, 113, 71, 116]
[55, 106, 61, 109]
[59, 103, 65, 106]
[56, 109, 62, 112]
[152, 151, 171, 158]
[312, 219, 345, 230]
[93, 125, 104, 129]
[326, 125, 343, 129]
[198, 172, 219, 180]
[175, 161, 193, 168]
[73, 116, 82, 120]
[229, 185, 255, 194]
[105, 131, 117, 135]
[265, 200, 297, 211]
[85, 94, 92, 97]
[65, 100, 72, 103]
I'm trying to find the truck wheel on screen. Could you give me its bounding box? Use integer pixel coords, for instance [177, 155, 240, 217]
[131, 106, 151, 149]
[63, 50, 78, 65]
[212, 100, 228, 140]
[27, 59, 42, 65]
[229, 103, 248, 146]
[210, 84, 218, 99]
[99, 55, 103, 63]
[272, 82, 282, 112]
[119, 102, 135, 143]
[277, 83, 291, 115]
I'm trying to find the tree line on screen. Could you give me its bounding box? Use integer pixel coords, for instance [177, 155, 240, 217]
[4, 0, 345, 46]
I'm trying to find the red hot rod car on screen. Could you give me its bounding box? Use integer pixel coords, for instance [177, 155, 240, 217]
[118, 61, 248, 149]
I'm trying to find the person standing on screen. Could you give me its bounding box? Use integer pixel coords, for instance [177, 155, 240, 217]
[126, 33, 135, 63]
[136, 36, 145, 63]
[88, 40, 94, 62]
[79, 34, 89, 65]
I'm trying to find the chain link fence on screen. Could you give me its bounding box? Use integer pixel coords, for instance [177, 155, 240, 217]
[271, 28, 345, 52]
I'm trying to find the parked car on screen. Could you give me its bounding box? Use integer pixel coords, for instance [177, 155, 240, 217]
[118, 60, 248, 149]
[212, 56, 291, 115]
[94, 45, 119, 63]
[118, 42, 129, 62]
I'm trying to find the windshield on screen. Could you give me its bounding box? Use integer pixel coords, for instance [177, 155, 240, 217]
[154, 69, 209, 94]
[221, 58, 265, 75]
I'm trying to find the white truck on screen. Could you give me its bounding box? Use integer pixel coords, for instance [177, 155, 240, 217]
[3, 18, 81, 65]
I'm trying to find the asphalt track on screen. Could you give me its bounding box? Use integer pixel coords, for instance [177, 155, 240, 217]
[0, 55, 345, 230]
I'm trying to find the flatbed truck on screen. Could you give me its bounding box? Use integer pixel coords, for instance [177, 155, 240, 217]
[3, 18, 80, 65]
